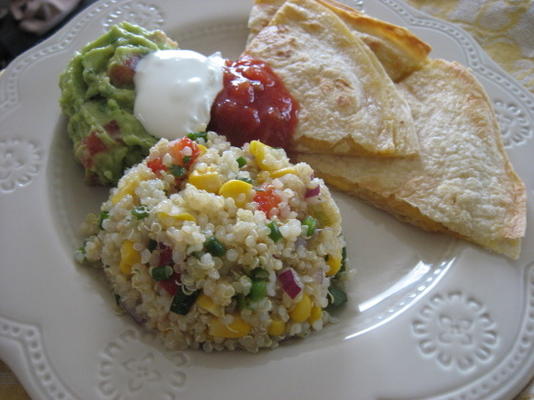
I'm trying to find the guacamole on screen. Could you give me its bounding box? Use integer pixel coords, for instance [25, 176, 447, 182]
[59, 22, 177, 185]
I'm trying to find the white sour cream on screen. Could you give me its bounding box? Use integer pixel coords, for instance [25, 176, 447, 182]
[134, 49, 225, 139]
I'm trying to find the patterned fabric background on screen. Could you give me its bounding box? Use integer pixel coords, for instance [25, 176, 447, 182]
[407, 0, 534, 93]
[0, 0, 533, 399]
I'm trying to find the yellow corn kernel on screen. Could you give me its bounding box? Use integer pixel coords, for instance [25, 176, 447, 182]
[119, 240, 141, 275]
[112, 178, 138, 205]
[188, 168, 222, 193]
[197, 294, 221, 316]
[111, 169, 150, 205]
[218, 179, 254, 207]
[268, 319, 286, 336]
[197, 144, 207, 154]
[157, 211, 196, 222]
[326, 255, 342, 276]
[270, 167, 297, 179]
[290, 293, 312, 323]
[308, 306, 322, 323]
[209, 316, 251, 338]
[249, 140, 276, 171]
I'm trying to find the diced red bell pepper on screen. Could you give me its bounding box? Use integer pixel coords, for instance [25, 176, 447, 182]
[253, 187, 281, 215]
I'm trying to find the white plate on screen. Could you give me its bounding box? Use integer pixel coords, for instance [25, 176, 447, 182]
[1, 0, 533, 399]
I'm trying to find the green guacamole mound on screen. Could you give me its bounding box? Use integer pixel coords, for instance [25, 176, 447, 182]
[59, 22, 177, 185]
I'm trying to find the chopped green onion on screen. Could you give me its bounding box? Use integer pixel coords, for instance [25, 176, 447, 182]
[75, 244, 87, 263]
[187, 131, 208, 142]
[326, 286, 347, 310]
[169, 164, 186, 178]
[238, 177, 253, 184]
[236, 156, 247, 168]
[183, 155, 192, 165]
[131, 205, 149, 220]
[248, 280, 267, 302]
[150, 265, 174, 281]
[268, 222, 283, 242]
[302, 216, 317, 237]
[204, 237, 226, 257]
[170, 288, 199, 315]
[99, 210, 109, 229]
[251, 267, 269, 281]
[148, 239, 158, 252]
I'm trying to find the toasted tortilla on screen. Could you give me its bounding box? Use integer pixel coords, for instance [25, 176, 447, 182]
[298, 59, 526, 259]
[245, 0, 419, 157]
[247, 0, 431, 81]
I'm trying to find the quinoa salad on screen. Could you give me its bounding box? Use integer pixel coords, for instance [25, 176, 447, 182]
[79, 132, 347, 352]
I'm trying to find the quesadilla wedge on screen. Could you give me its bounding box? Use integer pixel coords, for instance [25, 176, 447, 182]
[247, 0, 431, 81]
[298, 59, 526, 259]
[245, 0, 419, 157]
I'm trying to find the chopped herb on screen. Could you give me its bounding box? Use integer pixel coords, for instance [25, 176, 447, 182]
[148, 239, 158, 252]
[183, 155, 192, 165]
[187, 131, 208, 142]
[131, 205, 149, 220]
[99, 210, 109, 229]
[204, 237, 226, 257]
[268, 221, 283, 242]
[169, 164, 186, 178]
[236, 156, 247, 168]
[151, 265, 174, 281]
[170, 288, 199, 315]
[302, 216, 317, 237]
[238, 177, 253, 184]
[326, 286, 347, 310]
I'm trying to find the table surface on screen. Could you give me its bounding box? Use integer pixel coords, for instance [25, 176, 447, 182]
[1, 0, 533, 398]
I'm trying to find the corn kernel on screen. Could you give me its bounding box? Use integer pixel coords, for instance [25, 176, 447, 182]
[326, 255, 342, 276]
[119, 240, 141, 275]
[112, 178, 138, 205]
[157, 211, 196, 222]
[249, 140, 277, 171]
[209, 315, 251, 338]
[197, 294, 221, 316]
[197, 144, 207, 154]
[218, 179, 254, 207]
[188, 168, 222, 193]
[270, 167, 297, 179]
[308, 306, 322, 323]
[290, 293, 312, 323]
[268, 319, 286, 336]
[111, 170, 150, 204]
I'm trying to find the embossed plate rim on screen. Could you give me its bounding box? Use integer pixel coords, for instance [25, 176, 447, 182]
[0, 0, 533, 399]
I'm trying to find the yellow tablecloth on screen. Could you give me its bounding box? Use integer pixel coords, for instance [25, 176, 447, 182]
[1, 0, 533, 399]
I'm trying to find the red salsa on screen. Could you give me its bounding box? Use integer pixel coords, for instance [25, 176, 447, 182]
[208, 56, 298, 150]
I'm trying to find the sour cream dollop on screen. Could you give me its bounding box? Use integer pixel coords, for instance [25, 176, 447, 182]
[134, 49, 225, 139]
